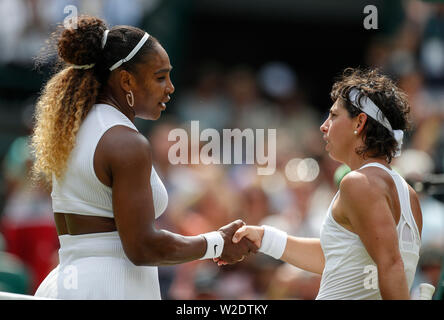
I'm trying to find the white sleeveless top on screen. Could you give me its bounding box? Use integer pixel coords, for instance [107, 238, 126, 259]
[316, 162, 421, 300]
[51, 104, 168, 219]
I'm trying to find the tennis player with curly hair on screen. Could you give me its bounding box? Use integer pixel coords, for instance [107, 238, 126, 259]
[31, 15, 256, 299]
[227, 68, 423, 300]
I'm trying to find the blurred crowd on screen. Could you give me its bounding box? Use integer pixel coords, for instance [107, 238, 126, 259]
[0, 0, 154, 65]
[0, 0, 443, 299]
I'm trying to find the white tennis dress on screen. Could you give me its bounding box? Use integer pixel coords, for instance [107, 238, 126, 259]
[34, 104, 168, 299]
[316, 162, 421, 300]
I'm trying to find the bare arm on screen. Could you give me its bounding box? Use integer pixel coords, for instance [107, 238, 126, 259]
[232, 226, 325, 274]
[106, 126, 256, 266]
[339, 172, 410, 299]
[281, 236, 324, 274]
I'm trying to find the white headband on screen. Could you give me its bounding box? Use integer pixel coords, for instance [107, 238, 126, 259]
[102, 29, 109, 49]
[109, 32, 150, 71]
[349, 88, 404, 157]
[69, 31, 149, 72]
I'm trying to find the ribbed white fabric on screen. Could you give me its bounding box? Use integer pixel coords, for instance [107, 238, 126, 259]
[38, 104, 169, 299]
[51, 103, 168, 219]
[316, 162, 421, 300]
[34, 231, 161, 299]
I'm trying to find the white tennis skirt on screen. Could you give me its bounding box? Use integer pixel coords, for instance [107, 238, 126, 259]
[34, 231, 161, 300]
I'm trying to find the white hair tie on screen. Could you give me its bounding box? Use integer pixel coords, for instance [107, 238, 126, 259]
[71, 63, 95, 70]
[70, 29, 109, 70]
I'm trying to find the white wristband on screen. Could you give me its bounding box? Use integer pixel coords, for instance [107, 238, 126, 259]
[259, 225, 287, 259]
[199, 231, 224, 260]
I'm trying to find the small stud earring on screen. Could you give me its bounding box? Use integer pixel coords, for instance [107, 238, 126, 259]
[353, 130, 358, 135]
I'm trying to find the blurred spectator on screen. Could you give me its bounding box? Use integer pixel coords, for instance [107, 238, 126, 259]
[225, 66, 281, 130]
[237, 185, 272, 226]
[176, 62, 232, 131]
[0, 0, 154, 65]
[148, 120, 183, 187]
[394, 148, 444, 299]
[420, 4, 444, 85]
[0, 232, 31, 294]
[0, 135, 58, 294]
[411, 246, 444, 299]
[0, 0, 70, 65]
[394, 149, 444, 248]
[436, 258, 444, 299]
[267, 263, 321, 300]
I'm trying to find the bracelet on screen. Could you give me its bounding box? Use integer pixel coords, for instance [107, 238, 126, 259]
[199, 231, 224, 260]
[258, 225, 287, 259]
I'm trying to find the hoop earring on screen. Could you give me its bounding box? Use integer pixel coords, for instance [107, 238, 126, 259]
[126, 90, 134, 108]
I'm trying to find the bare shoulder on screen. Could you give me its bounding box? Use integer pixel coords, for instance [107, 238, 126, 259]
[344, 166, 423, 234]
[101, 125, 152, 169]
[339, 167, 387, 200]
[337, 167, 394, 225]
[104, 125, 150, 149]
[338, 168, 401, 243]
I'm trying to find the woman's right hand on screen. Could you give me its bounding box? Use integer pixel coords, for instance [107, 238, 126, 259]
[232, 225, 264, 249]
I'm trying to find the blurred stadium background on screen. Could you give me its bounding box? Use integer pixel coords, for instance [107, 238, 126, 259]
[0, 0, 443, 300]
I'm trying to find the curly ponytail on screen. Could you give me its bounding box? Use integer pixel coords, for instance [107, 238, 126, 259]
[31, 15, 159, 186]
[31, 16, 107, 185]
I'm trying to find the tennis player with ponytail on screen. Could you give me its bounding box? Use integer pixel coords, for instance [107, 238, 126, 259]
[227, 68, 423, 300]
[31, 16, 256, 299]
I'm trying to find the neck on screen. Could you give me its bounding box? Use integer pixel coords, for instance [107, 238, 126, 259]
[346, 153, 389, 171]
[96, 88, 136, 123]
[341, 136, 390, 171]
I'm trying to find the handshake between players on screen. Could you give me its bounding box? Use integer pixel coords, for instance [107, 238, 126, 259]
[212, 220, 269, 266]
